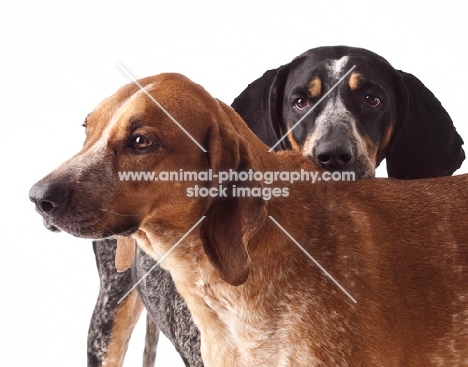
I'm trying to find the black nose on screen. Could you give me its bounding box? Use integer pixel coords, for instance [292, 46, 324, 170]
[315, 140, 354, 169]
[29, 181, 69, 217]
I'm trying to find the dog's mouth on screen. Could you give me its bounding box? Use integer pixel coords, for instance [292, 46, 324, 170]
[42, 215, 139, 239]
[43, 217, 61, 233]
[352, 157, 376, 179]
[330, 156, 375, 180]
[315, 166, 374, 181]
[348, 169, 375, 180]
[30, 177, 140, 239]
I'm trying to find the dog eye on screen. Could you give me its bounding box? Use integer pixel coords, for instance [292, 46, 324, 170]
[364, 94, 381, 108]
[293, 98, 310, 110]
[132, 135, 153, 150]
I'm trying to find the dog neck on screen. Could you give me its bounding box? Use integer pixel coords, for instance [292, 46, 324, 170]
[132, 157, 333, 367]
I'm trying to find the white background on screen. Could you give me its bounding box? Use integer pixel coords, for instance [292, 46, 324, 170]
[1, 1, 467, 366]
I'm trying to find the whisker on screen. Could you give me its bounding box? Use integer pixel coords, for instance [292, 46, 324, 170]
[100, 209, 139, 217]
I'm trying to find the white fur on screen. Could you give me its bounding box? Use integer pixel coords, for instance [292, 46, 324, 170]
[65, 84, 154, 173]
[327, 56, 349, 79]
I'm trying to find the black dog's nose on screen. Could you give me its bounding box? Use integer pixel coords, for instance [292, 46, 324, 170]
[315, 141, 354, 169]
[29, 182, 69, 217]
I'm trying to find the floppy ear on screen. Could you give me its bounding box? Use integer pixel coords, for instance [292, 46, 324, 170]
[231, 57, 307, 151]
[200, 103, 267, 286]
[386, 71, 465, 178]
[115, 236, 136, 272]
[200, 187, 267, 286]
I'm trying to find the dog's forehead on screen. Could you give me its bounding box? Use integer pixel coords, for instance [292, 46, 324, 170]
[82, 73, 217, 152]
[325, 56, 350, 79]
[287, 53, 351, 88]
[84, 82, 156, 144]
[291, 47, 395, 89]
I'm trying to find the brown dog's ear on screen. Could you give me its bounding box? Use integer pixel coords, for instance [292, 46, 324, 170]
[231, 56, 307, 151]
[200, 186, 267, 286]
[115, 236, 136, 272]
[386, 71, 465, 179]
[200, 103, 267, 286]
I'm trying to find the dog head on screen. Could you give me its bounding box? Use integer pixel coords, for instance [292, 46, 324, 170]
[232, 45, 465, 179]
[29, 73, 268, 285]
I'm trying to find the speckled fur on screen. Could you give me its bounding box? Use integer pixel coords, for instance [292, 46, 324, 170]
[133, 246, 203, 367]
[88, 238, 202, 367]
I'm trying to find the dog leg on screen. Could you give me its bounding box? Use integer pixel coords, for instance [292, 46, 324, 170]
[143, 314, 158, 367]
[88, 239, 144, 367]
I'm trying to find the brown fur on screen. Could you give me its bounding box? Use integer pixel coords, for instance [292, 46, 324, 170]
[348, 71, 365, 90]
[30, 73, 468, 366]
[308, 76, 322, 98]
[363, 134, 378, 167]
[287, 131, 302, 151]
[377, 123, 394, 161]
[103, 289, 144, 366]
[115, 236, 136, 272]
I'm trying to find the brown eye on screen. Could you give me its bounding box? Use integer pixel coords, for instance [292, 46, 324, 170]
[132, 135, 153, 150]
[293, 98, 310, 110]
[365, 94, 381, 108]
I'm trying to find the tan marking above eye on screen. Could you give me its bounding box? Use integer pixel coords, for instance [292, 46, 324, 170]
[307, 77, 321, 98]
[349, 72, 366, 91]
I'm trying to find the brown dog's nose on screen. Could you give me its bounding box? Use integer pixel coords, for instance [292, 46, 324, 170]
[29, 182, 69, 217]
[315, 140, 354, 170]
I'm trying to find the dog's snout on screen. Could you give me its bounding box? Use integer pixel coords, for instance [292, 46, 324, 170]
[315, 140, 354, 169]
[29, 181, 69, 217]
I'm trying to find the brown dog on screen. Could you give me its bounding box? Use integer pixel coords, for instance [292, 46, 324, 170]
[30, 73, 468, 366]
